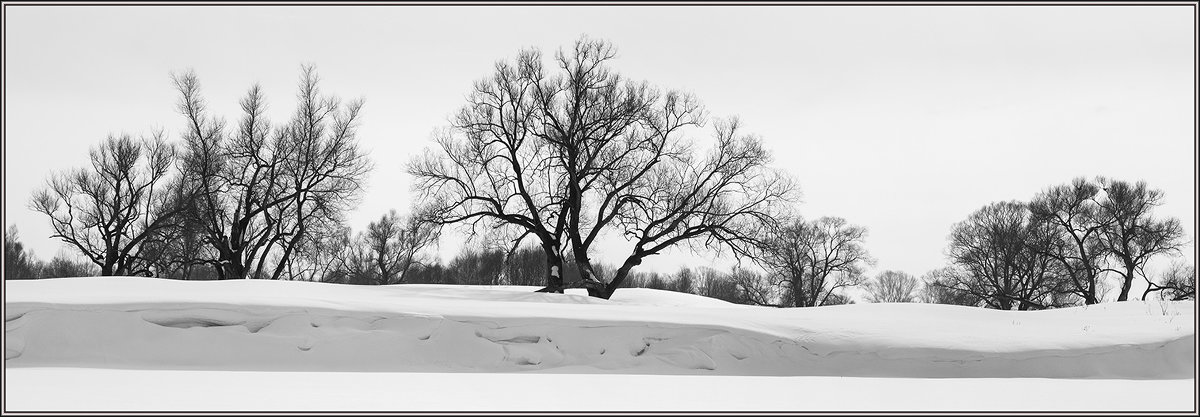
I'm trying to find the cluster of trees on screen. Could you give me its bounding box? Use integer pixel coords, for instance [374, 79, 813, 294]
[13, 38, 802, 303]
[24, 65, 376, 282]
[8, 36, 1194, 306]
[4, 226, 97, 279]
[924, 177, 1191, 309]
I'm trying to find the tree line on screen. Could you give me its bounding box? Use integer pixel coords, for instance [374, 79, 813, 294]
[922, 177, 1192, 309]
[6, 36, 1194, 306]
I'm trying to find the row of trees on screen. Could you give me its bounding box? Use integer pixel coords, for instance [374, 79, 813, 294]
[25, 65, 373, 282]
[4, 226, 97, 279]
[19, 37, 805, 302]
[926, 177, 1191, 309]
[11, 36, 1194, 306]
[16, 37, 805, 302]
[8, 214, 1192, 306]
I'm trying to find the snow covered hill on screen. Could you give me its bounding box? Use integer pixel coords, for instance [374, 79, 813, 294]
[3, 277, 1196, 412]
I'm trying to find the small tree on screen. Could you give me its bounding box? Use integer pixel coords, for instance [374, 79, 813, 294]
[694, 266, 746, 304]
[866, 270, 920, 303]
[40, 253, 99, 278]
[728, 266, 780, 306]
[756, 216, 872, 307]
[362, 210, 440, 285]
[1144, 261, 1195, 301]
[4, 226, 40, 280]
[673, 267, 696, 294]
[30, 132, 186, 276]
[918, 268, 981, 306]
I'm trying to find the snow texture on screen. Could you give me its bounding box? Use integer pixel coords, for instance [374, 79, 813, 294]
[3, 277, 1196, 412]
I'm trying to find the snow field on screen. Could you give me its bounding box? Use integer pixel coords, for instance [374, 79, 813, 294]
[3, 277, 1196, 412]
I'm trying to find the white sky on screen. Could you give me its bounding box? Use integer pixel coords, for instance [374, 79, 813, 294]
[3, 5, 1195, 287]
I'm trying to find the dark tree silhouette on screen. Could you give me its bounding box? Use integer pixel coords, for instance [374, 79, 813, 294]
[595, 117, 796, 298]
[918, 268, 981, 306]
[1029, 178, 1111, 305]
[174, 65, 370, 280]
[755, 216, 872, 307]
[408, 47, 572, 291]
[942, 201, 1067, 310]
[411, 36, 795, 298]
[866, 270, 920, 303]
[1143, 261, 1195, 301]
[39, 254, 99, 278]
[4, 226, 40, 280]
[30, 132, 186, 276]
[1095, 178, 1186, 301]
[331, 210, 441, 285]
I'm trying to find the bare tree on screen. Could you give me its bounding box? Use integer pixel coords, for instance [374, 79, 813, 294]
[536, 38, 707, 296]
[727, 266, 781, 307]
[1029, 178, 1111, 304]
[174, 65, 370, 280]
[594, 118, 796, 298]
[866, 270, 920, 303]
[410, 36, 795, 298]
[408, 47, 572, 291]
[30, 132, 186, 276]
[268, 67, 371, 280]
[693, 266, 745, 304]
[1143, 261, 1195, 301]
[754, 216, 872, 307]
[324, 226, 373, 284]
[39, 253, 99, 278]
[918, 267, 981, 306]
[357, 210, 440, 285]
[4, 226, 40, 280]
[943, 201, 1067, 310]
[1095, 178, 1186, 301]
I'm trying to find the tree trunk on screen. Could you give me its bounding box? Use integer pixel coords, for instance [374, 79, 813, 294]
[100, 249, 119, 276]
[600, 256, 643, 300]
[572, 246, 608, 298]
[1116, 258, 1136, 302]
[223, 261, 246, 281]
[789, 274, 802, 308]
[543, 244, 564, 293]
[997, 298, 1012, 311]
[1085, 280, 1098, 305]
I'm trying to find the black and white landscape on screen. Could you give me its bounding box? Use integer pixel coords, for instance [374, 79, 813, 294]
[3, 3, 1196, 413]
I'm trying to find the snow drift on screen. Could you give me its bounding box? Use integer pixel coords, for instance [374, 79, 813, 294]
[4, 277, 1195, 379]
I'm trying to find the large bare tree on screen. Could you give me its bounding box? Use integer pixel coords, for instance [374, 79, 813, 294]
[30, 132, 187, 276]
[409, 47, 572, 291]
[174, 65, 370, 280]
[411, 37, 795, 298]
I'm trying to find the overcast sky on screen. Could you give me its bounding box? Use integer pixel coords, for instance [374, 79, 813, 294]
[4, 5, 1195, 293]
